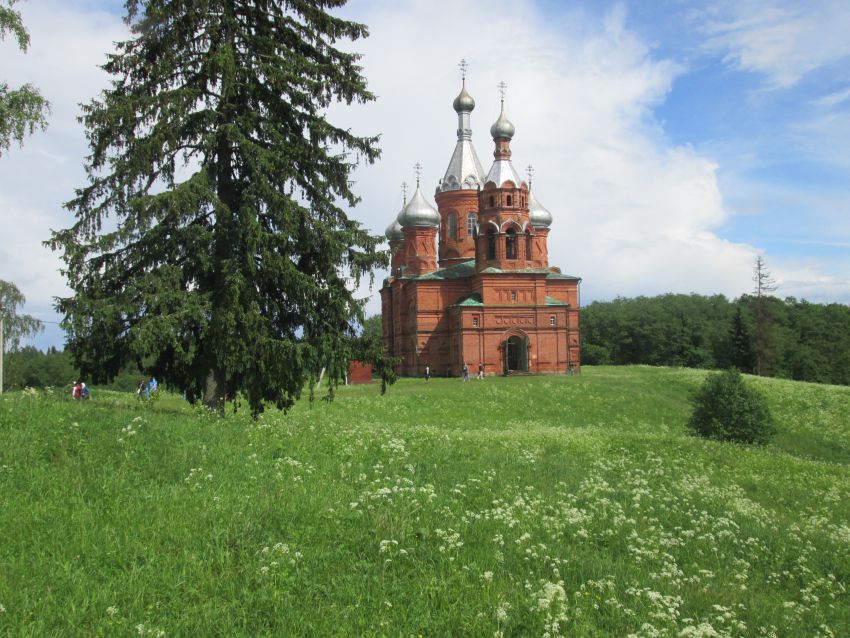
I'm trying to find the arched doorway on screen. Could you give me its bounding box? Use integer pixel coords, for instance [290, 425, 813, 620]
[504, 334, 528, 372]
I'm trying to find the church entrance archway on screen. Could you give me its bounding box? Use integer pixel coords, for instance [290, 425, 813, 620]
[504, 334, 528, 372]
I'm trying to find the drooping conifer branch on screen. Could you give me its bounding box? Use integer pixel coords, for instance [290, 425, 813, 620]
[49, 0, 390, 414]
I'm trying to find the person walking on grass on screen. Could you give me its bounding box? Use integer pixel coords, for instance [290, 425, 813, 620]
[462, 362, 470, 382]
[425, 365, 430, 382]
[478, 362, 484, 380]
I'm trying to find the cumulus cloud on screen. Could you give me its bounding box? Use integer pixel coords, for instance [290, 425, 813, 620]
[340, 0, 764, 315]
[698, 0, 850, 88]
[1, 0, 846, 349]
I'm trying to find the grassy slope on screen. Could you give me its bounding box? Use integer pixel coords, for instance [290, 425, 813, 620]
[0, 366, 848, 637]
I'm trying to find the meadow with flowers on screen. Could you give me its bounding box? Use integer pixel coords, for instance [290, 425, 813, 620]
[0, 366, 848, 637]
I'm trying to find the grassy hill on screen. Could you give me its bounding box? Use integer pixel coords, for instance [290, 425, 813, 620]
[1, 367, 848, 637]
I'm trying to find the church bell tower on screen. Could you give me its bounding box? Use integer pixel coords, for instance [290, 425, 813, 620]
[435, 60, 485, 268]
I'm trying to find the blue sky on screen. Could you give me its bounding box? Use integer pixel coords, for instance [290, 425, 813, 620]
[627, 0, 850, 261]
[1, 0, 849, 350]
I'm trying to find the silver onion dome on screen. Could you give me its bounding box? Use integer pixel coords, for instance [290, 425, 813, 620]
[453, 83, 475, 112]
[385, 214, 403, 241]
[398, 183, 440, 228]
[528, 186, 553, 229]
[490, 101, 515, 140]
[440, 80, 485, 193]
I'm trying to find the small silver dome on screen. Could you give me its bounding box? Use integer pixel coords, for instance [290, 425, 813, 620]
[528, 186, 552, 229]
[453, 84, 475, 113]
[490, 101, 515, 140]
[385, 213, 403, 241]
[398, 183, 440, 228]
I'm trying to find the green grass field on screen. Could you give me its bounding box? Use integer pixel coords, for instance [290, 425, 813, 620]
[1, 366, 848, 637]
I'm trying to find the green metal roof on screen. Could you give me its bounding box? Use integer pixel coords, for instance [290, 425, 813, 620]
[396, 259, 581, 282]
[408, 260, 477, 280]
[479, 266, 580, 280]
[546, 296, 569, 305]
[456, 293, 484, 306]
[546, 271, 581, 280]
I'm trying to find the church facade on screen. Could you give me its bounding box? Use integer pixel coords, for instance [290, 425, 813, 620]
[380, 79, 581, 377]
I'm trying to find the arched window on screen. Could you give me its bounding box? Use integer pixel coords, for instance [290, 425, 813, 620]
[526, 234, 533, 260]
[466, 213, 477, 236]
[447, 212, 457, 240]
[505, 228, 517, 260]
[489, 196, 495, 208]
[507, 195, 513, 206]
[486, 230, 497, 260]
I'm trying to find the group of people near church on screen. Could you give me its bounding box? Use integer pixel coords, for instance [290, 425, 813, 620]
[462, 362, 485, 381]
[71, 376, 161, 401]
[71, 381, 90, 400]
[137, 376, 159, 400]
[424, 363, 485, 381]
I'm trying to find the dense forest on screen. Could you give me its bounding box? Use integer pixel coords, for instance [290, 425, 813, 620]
[6, 294, 848, 391]
[581, 294, 850, 385]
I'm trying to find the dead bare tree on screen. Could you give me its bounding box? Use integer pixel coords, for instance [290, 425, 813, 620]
[752, 256, 777, 376]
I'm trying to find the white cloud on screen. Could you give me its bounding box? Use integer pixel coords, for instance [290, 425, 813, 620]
[814, 86, 850, 109]
[767, 257, 850, 303]
[340, 0, 766, 316]
[1, 0, 847, 349]
[698, 0, 850, 88]
[0, 1, 128, 344]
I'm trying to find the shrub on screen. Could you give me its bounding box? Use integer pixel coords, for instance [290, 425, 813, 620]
[688, 368, 774, 444]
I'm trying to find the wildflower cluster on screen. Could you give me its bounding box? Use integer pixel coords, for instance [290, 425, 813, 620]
[184, 467, 213, 490]
[257, 542, 303, 579]
[118, 416, 145, 443]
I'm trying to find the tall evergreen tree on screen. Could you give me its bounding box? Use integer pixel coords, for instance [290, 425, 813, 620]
[726, 304, 754, 372]
[48, 0, 389, 414]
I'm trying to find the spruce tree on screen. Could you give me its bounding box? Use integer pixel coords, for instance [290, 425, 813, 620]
[688, 368, 774, 444]
[48, 0, 389, 414]
[727, 305, 754, 373]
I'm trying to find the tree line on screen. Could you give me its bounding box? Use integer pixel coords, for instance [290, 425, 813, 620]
[581, 293, 850, 385]
[2, 347, 147, 392]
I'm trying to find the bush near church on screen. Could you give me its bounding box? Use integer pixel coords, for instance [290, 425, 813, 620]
[687, 368, 774, 444]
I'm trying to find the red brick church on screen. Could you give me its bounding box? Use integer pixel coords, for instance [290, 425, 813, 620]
[380, 75, 581, 376]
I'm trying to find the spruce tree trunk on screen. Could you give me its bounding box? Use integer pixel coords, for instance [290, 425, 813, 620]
[202, 9, 236, 416]
[203, 367, 226, 412]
